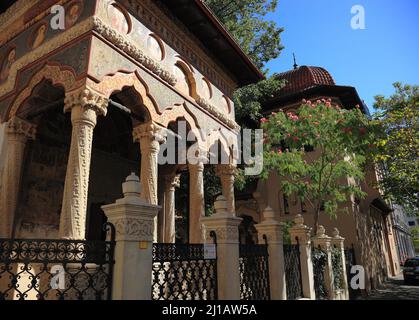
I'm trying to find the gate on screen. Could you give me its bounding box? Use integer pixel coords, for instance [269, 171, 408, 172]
[283, 242, 303, 299]
[311, 247, 328, 299]
[239, 235, 270, 300]
[0, 223, 115, 300]
[151, 232, 217, 300]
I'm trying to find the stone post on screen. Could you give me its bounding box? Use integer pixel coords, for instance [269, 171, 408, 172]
[289, 214, 315, 299]
[163, 173, 180, 243]
[133, 122, 165, 242]
[254, 206, 287, 299]
[331, 228, 349, 300]
[188, 162, 205, 243]
[0, 116, 36, 238]
[102, 173, 159, 300]
[216, 164, 236, 216]
[201, 195, 242, 300]
[312, 225, 335, 300]
[59, 88, 108, 239]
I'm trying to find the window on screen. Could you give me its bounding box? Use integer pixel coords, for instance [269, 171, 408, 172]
[408, 221, 415, 226]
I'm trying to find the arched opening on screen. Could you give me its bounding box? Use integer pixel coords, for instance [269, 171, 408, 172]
[14, 80, 69, 238]
[86, 87, 146, 240]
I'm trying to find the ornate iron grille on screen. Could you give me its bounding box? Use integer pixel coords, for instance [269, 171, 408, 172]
[0, 223, 115, 300]
[239, 236, 270, 300]
[331, 246, 344, 290]
[311, 247, 328, 300]
[152, 240, 217, 300]
[283, 243, 303, 300]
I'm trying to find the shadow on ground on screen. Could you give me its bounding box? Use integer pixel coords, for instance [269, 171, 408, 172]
[359, 274, 419, 300]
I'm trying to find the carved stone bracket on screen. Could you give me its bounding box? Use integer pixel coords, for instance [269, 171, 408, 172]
[6, 116, 37, 140]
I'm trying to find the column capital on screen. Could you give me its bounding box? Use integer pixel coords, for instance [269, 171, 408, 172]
[6, 116, 36, 140]
[188, 161, 204, 172]
[164, 173, 180, 191]
[132, 122, 166, 152]
[216, 163, 236, 176]
[64, 87, 109, 117]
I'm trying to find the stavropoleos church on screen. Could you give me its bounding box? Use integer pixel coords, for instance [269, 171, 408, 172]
[0, 0, 409, 301]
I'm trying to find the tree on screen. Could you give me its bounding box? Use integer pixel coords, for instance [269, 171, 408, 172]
[373, 83, 419, 215]
[205, 0, 284, 70]
[260, 99, 379, 234]
[205, 0, 285, 126]
[201, 1, 285, 209]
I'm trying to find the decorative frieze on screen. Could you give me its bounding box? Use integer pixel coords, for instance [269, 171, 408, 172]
[196, 95, 239, 130]
[91, 16, 177, 86]
[113, 217, 154, 242]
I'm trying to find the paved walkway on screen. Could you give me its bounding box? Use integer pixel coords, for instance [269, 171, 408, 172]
[359, 274, 419, 300]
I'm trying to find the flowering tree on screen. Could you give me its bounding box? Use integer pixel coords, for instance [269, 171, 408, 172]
[260, 99, 379, 233]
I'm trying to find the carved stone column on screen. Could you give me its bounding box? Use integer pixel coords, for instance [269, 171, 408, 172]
[163, 173, 180, 243]
[216, 164, 236, 216]
[59, 88, 108, 240]
[0, 117, 36, 238]
[133, 122, 165, 242]
[188, 161, 205, 243]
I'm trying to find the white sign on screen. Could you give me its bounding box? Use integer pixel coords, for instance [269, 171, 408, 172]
[203, 244, 216, 260]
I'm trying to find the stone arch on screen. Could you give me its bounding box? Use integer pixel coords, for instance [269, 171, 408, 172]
[205, 128, 237, 165]
[90, 70, 161, 121]
[5, 63, 82, 122]
[156, 102, 203, 145]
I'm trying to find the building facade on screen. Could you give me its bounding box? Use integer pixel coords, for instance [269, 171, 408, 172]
[0, 0, 262, 244]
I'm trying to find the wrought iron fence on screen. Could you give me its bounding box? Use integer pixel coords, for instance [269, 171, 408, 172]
[283, 242, 303, 300]
[311, 247, 328, 299]
[331, 246, 344, 290]
[152, 233, 217, 300]
[0, 223, 115, 300]
[239, 235, 270, 300]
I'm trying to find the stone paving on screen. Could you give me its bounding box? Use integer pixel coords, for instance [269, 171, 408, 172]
[358, 273, 419, 300]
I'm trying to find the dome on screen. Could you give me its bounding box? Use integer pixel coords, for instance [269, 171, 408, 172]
[276, 66, 336, 95]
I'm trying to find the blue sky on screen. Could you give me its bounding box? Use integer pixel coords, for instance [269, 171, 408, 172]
[265, 0, 419, 112]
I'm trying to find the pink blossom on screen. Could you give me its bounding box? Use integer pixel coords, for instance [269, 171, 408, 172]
[260, 117, 268, 123]
[277, 148, 282, 154]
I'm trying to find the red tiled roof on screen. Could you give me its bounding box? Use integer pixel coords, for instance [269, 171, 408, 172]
[276, 66, 335, 95]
